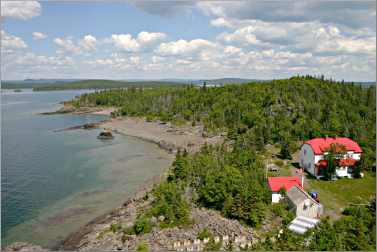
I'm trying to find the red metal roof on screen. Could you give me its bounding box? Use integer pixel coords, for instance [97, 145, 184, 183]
[304, 137, 362, 155]
[268, 176, 303, 192]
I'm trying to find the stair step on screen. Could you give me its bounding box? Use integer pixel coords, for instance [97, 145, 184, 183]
[296, 216, 319, 226]
[291, 219, 315, 229]
[288, 224, 307, 234]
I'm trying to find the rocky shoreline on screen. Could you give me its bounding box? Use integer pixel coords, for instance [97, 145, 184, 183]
[6, 105, 231, 251]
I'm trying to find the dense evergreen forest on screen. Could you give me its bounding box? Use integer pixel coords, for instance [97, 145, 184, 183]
[71, 76, 376, 250]
[73, 76, 376, 171]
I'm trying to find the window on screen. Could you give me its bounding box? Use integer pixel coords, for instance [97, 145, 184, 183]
[304, 149, 307, 155]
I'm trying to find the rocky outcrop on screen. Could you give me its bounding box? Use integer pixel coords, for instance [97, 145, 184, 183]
[62, 197, 255, 251]
[4, 242, 48, 251]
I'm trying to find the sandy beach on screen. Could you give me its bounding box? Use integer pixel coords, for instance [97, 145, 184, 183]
[42, 105, 224, 155]
[100, 117, 224, 154]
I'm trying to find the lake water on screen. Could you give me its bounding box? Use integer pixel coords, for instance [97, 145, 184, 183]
[1, 90, 173, 248]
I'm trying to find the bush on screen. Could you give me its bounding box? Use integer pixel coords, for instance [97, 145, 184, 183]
[197, 228, 212, 240]
[279, 142, 292, 160]
[136, 241, 149, 252]
[110, 223, 122, 233]
[204, 237, 222, 251]
[271, 202, 289, 217]
[133, 215, 152, 235]
[151, 181, 191, 227]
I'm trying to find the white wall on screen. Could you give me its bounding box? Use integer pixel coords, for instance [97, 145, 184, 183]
[296, 199, 320, 219]
[272, 193, 282, 203]
[299, 144, 315, 176]
[352, 153, 361, 160]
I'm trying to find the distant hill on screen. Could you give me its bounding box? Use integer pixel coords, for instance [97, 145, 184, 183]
[1, 79, 185, 91]
[159, 78, 266, 85]
[2, 78, 374, 90]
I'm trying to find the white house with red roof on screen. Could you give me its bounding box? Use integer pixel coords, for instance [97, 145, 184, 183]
[299, 137, 362, 178]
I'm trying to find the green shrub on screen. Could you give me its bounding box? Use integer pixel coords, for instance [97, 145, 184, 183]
[136, 241, 149, 252]
[133, 215, 152, 235]
[274, 160, 284, 167]
[145, 115, 155, 122]
[204, 237, 222, 251]
[151, 181, 191, 227]
[197, 228, 212, 240]
[110, 223, 122, 233]
[272, 202, 289, 217]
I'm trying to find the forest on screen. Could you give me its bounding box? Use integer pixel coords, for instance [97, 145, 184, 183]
[71, 76, 376, 250]
[73, 76, 376, 171]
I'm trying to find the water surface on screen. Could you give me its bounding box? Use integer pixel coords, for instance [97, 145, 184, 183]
[1, 90, 173, 247]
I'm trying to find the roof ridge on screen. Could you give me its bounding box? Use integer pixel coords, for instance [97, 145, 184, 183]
[289, 185, 318, 204]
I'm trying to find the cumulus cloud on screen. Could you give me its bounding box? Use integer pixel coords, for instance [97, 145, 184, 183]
[1, 30, 28, 53]
[216, 19, 376, 57]
[1, 1, 41, 20]
[54, 35, 98, 54]
[2, 51, 76, 79]
[32, 32, 47, 40]
[155, 39, 216, 56]
[198, 1, 376, 29]
[111, 34, 140, 52]
[54, 37, 82, 54]
[79, 35, 97, 51]
[210, 18, 233, 28]
[137, 31, 166, 44]
[110, 31, 166, 52]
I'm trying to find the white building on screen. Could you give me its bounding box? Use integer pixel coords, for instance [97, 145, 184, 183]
[299, 137, 362, 178]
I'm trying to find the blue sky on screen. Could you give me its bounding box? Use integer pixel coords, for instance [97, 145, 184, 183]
[1, 1, 376, 81]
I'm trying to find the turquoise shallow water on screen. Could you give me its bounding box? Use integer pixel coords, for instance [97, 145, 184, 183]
[1, 90, 173, 247]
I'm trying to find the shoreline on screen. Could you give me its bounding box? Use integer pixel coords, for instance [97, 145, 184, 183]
[49, 105, 224, 154]
[35, 105, 224, 250]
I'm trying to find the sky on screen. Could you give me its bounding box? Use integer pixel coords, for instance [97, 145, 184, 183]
[1, 0, 376, 81]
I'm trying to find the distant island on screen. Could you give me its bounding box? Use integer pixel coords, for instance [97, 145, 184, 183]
[1, 79, 185, 91]
[2, 78, 375, 92]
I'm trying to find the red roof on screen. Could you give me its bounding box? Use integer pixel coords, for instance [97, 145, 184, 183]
[268, 176, 303, 192]
[304, 137, 362, 155]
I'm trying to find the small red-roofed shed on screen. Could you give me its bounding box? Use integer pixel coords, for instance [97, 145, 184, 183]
[268, 176, 303, 203]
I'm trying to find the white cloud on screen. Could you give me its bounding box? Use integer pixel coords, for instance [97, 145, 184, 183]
[54, 37, 82, 54]
[110, 31, 166, 52]
[137, 31, 166, 44]
[111, 34, 140, 52]
[198, 1, 376, 29]
[215, 19, 376, 57]
[1, 30, 28, 53]
[1, 1, 41, 20]
[54, 35, 98, 54]
[210, 18, 233, 28]
[155, 39, 216, 56]
[32, 32, 47, 40]
[78, 35, 97, 51]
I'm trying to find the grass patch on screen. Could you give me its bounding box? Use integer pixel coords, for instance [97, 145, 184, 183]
[306, 172, 376, 217]
[136, 241, 149, 252]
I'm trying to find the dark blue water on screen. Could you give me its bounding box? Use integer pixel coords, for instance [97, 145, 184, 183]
[1, 90, 173, 247]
